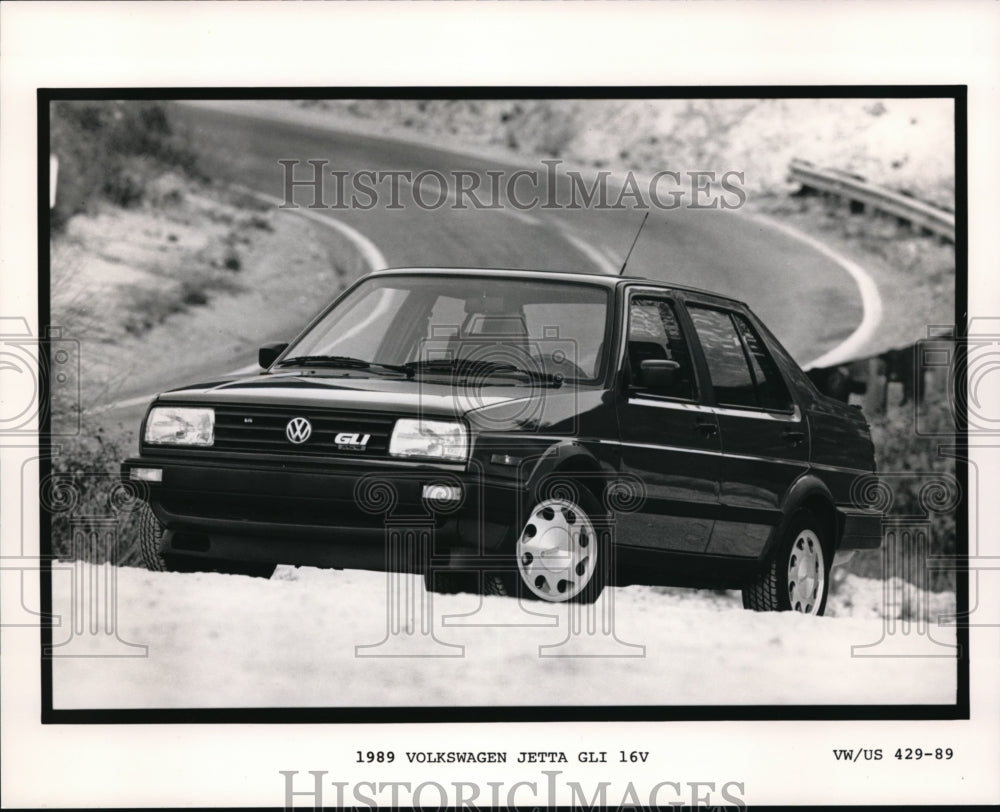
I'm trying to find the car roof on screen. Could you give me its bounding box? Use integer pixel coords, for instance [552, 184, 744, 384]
[365, 266, 747, 308]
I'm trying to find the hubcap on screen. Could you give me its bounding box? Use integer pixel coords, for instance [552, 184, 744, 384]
[516, 497, 596, 602]
[787, 529, 825, 614]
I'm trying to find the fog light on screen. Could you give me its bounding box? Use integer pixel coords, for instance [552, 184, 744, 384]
[422, 484, 462, 502]
[129, 467, 163, 483]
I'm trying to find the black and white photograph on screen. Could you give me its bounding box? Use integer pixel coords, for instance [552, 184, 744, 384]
[42, 91, 963, 714]
[2, 2, 998, 810]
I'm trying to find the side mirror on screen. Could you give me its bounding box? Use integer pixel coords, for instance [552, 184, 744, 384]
[258, 342, 289, 369]
[639, 358, 680, 392]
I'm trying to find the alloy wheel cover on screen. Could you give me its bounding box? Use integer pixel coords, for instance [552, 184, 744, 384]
[787, 528, 825, 614]
[516, 497, 597, 601]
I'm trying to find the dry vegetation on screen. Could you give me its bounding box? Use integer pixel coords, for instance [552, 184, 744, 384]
[298, 97, 955, 208]
[47, 102, 355, 563]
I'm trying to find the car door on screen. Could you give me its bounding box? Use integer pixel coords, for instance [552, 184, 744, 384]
[614, 289, 721, 553]
[682, 301, 809, 558]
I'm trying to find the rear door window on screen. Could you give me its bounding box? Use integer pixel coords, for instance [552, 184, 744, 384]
[687, 305, 794, 412]
[687, 306, 756, 408]
[732, 313, 794, 411]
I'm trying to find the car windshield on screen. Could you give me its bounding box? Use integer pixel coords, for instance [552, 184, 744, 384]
[279, 274, 611, 384]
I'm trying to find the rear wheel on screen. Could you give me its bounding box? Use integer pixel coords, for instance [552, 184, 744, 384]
[136, 505, 275, 579]
[487, 486, 607, 604]
[743, 507, 830, 615]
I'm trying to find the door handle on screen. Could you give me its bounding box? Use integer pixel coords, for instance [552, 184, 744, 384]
[782, 430, 806, 446]
[695, 419, 719, 438]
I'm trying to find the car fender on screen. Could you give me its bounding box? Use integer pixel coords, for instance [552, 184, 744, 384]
[523, 440, 615, 508]
[759, 473, 837, 562]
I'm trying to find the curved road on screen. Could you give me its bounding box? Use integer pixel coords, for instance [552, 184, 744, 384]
[95, 99, 868, 429]
[169, 100, 863, 362]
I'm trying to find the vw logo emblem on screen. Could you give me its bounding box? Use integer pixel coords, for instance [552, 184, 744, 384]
[285, 417, 312, 444]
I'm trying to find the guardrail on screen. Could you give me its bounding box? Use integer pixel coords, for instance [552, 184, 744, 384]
[788, 159, 955, 243]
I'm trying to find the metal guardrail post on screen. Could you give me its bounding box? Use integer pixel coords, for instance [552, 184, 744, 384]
[788, 159, 955, 243]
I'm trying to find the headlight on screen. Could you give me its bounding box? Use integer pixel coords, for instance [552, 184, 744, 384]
[144, 406, 214, 446]
[389, 419, 468, 462]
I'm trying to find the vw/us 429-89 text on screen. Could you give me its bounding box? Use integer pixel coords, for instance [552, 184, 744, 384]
[123, 268, 882, 615]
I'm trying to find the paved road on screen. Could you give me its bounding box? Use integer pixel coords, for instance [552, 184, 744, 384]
[169, 101, 863, 364]
[98, 99, 867, 430]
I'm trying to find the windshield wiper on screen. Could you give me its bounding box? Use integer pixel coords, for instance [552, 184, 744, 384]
[404, 358, 563, 386]
[403, 359, 462, 373]
[275, 355, 412, 376]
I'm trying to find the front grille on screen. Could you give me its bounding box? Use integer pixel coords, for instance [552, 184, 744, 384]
[210, 404, 395, 458]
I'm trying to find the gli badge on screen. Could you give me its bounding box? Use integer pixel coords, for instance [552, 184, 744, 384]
[335, 432, 370, 451]
[285, 417, 312, 444]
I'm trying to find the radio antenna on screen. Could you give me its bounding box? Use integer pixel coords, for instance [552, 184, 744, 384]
[618, 211, 649, 276]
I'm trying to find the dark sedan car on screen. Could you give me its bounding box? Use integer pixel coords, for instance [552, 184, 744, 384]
[123, 268, 881, 615]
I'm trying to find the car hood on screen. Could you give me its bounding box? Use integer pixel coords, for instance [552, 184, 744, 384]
[154, 370, 545, 421]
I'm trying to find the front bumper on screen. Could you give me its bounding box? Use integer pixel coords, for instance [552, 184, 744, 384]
[122, 454, 523, 572]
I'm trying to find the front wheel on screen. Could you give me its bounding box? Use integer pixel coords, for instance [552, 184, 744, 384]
[488, 486, 607, 604]
[743, 507, 830, 616]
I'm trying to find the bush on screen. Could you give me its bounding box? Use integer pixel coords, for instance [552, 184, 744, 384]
[50, 100, 201, 231]
[123, 270, 244, 336]
[47, 428, 145, 568]
[848, 389, 957, 591]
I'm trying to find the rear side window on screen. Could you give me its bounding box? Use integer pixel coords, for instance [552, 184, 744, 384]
[687, 306, 756, 408]
[732, 313, 794, 411]
[687, 305, 795, 411]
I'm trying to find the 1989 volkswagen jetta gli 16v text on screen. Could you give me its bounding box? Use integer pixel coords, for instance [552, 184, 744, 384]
[123, 267, 882, 615]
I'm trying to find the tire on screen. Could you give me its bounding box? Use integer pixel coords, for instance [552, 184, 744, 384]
[137, 504, 275, 579]
[743, 507, 830, 615]
[137, 503, 172, 572]
[487, 483, 607, 604]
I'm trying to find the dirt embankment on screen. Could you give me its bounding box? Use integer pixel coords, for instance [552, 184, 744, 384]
[48, 170, 368, 566]
[51, 174, 364, 416]
[294, 97, 955, 210]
